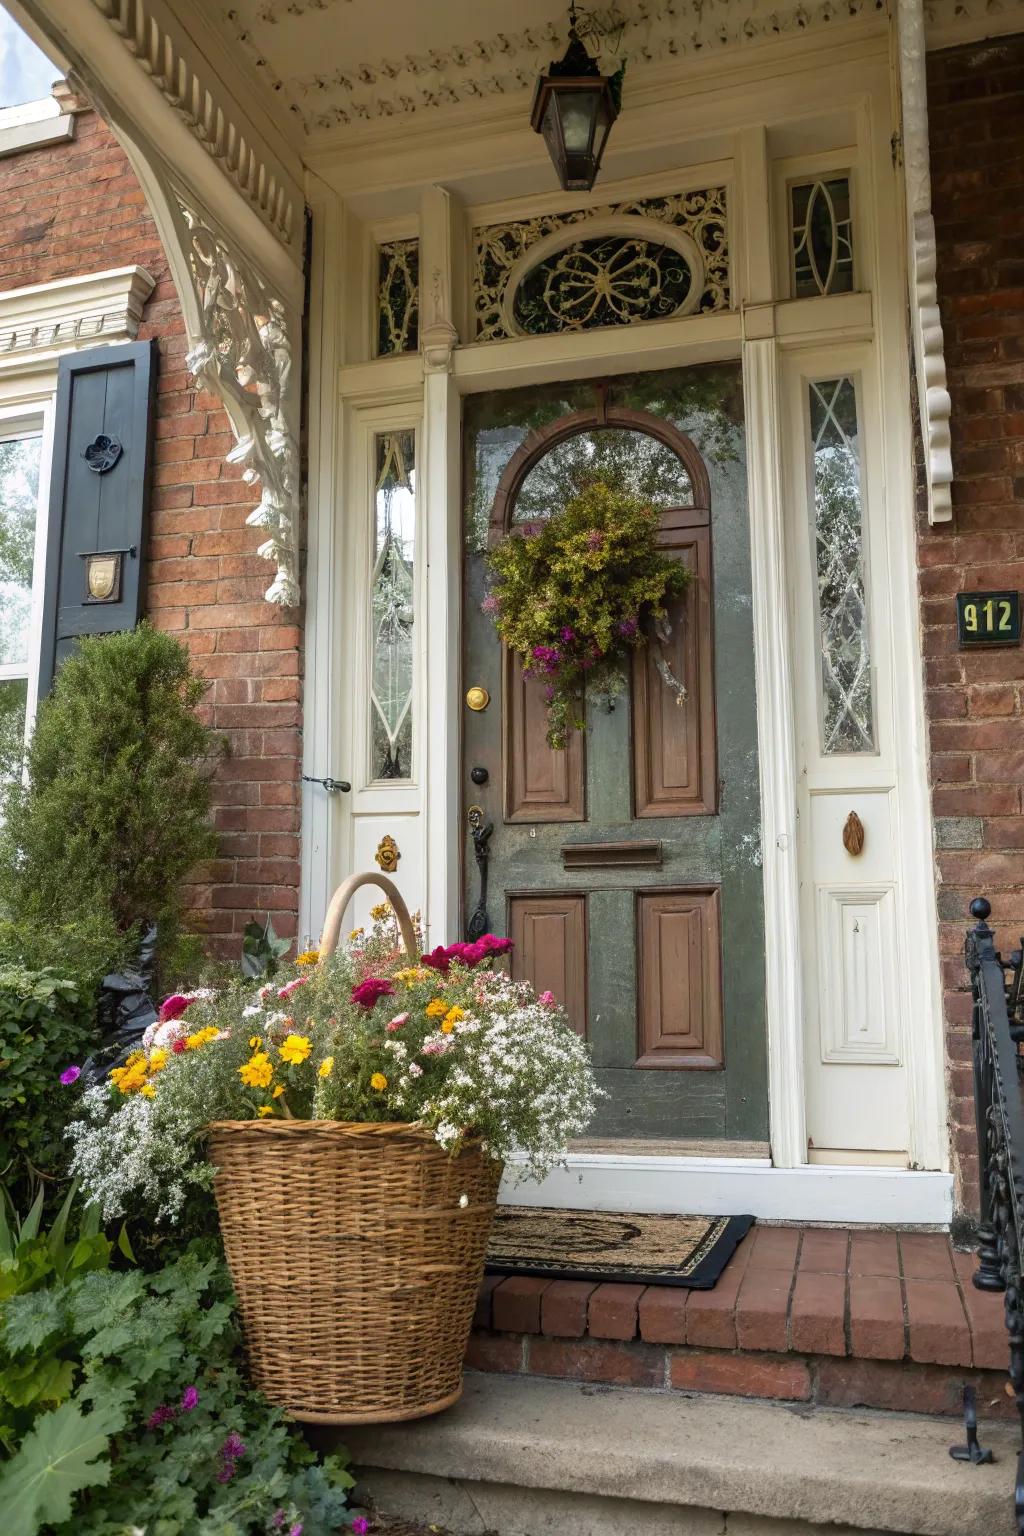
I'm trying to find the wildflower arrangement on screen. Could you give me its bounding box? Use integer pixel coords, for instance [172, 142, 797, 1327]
[485, 474, 691, 747]
[68, 905, 598, 1224]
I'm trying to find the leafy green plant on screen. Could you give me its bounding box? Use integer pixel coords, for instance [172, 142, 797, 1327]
[0, 1247, 354, 1536]
[0, 966, 95, 1204]
[241, 916, 292, 980]
[486, 474, 691, 746]
[0, 624, 220, 962]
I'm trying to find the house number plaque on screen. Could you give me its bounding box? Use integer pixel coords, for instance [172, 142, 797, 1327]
[956, 590, 1021, 648]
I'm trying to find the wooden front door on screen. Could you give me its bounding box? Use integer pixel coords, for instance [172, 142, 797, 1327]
[461, 364, 767, 1143]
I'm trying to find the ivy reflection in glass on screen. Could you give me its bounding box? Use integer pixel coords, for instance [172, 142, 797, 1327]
[371, 432, 416, 779]
[808, 377, 875, 753]
[514, 427, 693, 523]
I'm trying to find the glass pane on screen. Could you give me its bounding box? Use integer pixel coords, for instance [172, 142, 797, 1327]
[512, 234, 693, 336]
[0, 676, 27, 780]
[0, 434, 41, 666]
[808, 377, 875, 754]
[791, 177, 854, 298]
[513, 427, 693, 524]
[377, 239, 419, 356]
[370, 430, 416, 780]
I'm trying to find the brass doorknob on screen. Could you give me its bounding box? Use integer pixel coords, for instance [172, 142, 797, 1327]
[465, 686, 490, 712]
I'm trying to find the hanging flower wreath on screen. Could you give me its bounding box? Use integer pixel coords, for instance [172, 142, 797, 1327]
[485, 474, 692, 748]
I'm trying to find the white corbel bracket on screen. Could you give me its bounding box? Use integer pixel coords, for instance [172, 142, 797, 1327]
[897, 0, 953, 524]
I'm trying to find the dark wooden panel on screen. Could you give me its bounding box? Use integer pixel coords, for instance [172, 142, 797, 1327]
[636, 888, 723, 1069]
[562, 840, 662, 869]
[504, 649, 585, 822]
[508, 892, 587, 1037]
[633, 527, 716, 818]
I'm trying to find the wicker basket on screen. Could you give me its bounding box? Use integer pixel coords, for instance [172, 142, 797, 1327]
[209, 873, 502, 1424]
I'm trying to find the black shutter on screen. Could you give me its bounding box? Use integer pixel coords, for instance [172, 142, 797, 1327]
[37, 338, 157, 695]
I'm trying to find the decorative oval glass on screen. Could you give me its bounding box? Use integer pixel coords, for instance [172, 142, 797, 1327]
[511, 232, 696, 336]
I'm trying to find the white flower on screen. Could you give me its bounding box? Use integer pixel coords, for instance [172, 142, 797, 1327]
[459, 1194, 469, 1208]
[242, 1004, 262, 1018]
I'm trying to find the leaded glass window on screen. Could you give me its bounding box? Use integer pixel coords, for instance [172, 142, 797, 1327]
[791, 178, 854, 298]
[514, 427, 693, 523]
[0, 431, 41, 777]
[512, 235, 693, 336]
[370, 431, 416, 780]
[807, 378, 875, 754]
[377, 239, 419, 356]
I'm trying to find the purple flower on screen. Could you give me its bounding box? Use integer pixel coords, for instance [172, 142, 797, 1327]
[543, 685, 555, 703]
[59, 1065, 81, 1087]
[272, 1514, 286, 1530]
[217, 1464, 235, 1485]
[288, 1525, 303, 1536]
[350, 977, 396, 1009]
[220, 1431, 246, 1461]
[481, 594, 499, 615]
[352, 1521, 370, 1536]
[146, 1403, 176, 1430]
[617, 617, 638, 637]
[560, 626, 575, 644]
[180, 1385, 199, 1413]
[586, 529, 604, 550]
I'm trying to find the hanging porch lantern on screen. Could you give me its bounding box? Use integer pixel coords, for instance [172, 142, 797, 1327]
[531, 5, 622, 193]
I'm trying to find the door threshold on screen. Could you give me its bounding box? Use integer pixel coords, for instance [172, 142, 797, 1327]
[569, 1137, 770, 1159]
[501, 1151, 952, 1226]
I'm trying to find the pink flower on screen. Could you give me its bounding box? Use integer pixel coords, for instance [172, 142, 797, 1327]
[172, 1038, 187, 1055]
[352, 1521, 370, 1536]
[386, 1013, 409, 1032]
[586, 529, 604, 550]
[350, 977, 396, 1010]
[481, 594, 499, 614]
[278, 976, 309, 1000]
[146, 1403, 175, 1430]
[180, 1385, 199, 1412]
[421, 1038, 451, 1056]
[467, 934, 514, 965]
[539, 990, 556, 1007]
[59, 1065, 81, 1086]
[158, 994, 192, 1024]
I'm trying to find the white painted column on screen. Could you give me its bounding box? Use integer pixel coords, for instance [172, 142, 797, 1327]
[420, 186, 463, 948]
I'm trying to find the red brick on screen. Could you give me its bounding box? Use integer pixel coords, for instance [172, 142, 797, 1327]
[789, 1271, 846, 1356]
[735, 1267, 792, 1352]
[816, 1357, 1012, 1418]
[491, 1277, 550, 1334]
[798, 1229, 849, 1273]
[588, 1283, 646, 1340]
[849, 1231, 900, 1276]
[669, 1351, 810, 1401]
[464, 1331, 525, 1374]
[638, 1287, 689, 1345]
[952, 1249, 1011, 1369]
[527, 1337, 664, 1388]
[685, 1237, 751, 1349]
[746, 1227, 801, 1271]
[905, 1279, 972, 1366]
[899, 1233, 956, 1281]
[848, 1275, 906, 1360]
[474, 1275, 502, 1330]
[540, 1281, 596, 1338]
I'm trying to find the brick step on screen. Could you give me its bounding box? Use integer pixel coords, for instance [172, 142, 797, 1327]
[341, 1373, 1019, 1536]
[468, 1225, 1010, 1417]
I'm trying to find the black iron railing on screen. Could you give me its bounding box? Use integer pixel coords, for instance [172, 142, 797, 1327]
[965, 896, 1024, 1530]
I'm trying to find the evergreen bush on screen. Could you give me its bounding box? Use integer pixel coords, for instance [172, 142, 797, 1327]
[0, 625, 219, 965]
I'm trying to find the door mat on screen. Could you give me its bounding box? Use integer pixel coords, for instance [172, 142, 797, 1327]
[486, 1206, 754, 1289]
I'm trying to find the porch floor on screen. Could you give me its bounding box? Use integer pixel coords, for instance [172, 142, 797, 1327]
[470, 1226, 1011, 1416]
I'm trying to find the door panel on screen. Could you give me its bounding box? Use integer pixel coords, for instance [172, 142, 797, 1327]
[508, 893, 588, 1036]
[462, 365, 766, 1142]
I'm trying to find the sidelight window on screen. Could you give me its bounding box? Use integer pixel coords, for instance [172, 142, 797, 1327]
[0, 428, 42, 777]
[369, 429, 417, 781]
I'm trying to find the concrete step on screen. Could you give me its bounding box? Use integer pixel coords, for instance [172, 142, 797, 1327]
[340, 1371, 1019, 1536]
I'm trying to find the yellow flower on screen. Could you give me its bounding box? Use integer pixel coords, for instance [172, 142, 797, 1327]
[425, 998, 448, 1019]
[239, 1052, 274, 1089]
[370, 1072, 388, 1092]
[279, 1033, 312, 1065]
[440, 1018, 455, 1034]
[349, 927, 365, 941]
[369, 902, 391, 921]
[249, 1036, 262, 1050]
[126, 1050, 146, 1068]
[444, 1006, 465, 1025]
[257, 1104, 274, 1118]
[272, 1083, 285, 1099]
[148, 1047, 168, 1072]
[184, 1027, 219, 1051]
[111, 1060, 148, 1095]
[318, 1056, 334, 1079]
[141, 1083, 156, 1099]
[295, 949, 320, 966]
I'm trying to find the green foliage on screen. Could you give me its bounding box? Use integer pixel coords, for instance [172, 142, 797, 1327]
[0, 1242, 354, 1536]
[486, 475, 690, 746]
[0, 624, 220, 953]
[0, 966, 94, 1203]
[241, 916, 292, 980]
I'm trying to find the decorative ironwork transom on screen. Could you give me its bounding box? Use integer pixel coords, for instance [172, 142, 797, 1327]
[791, 177, 854, 298]
[474, 189, 729, 342]
[807, 376, 875, 754]
[377, 239, 420, 356]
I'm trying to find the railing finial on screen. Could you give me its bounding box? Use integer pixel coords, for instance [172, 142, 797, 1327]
[971, 896, 993, 923]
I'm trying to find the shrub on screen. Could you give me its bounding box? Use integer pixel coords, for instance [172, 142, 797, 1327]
[0, 624, 219, 961]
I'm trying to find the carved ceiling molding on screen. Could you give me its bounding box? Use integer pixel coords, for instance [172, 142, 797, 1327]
[168, 189, 303, 604]
[897, 0, 952, 525]
[89, 0, 302, 247]
[923, 0, 1024, 44]
[224, 0, 887, 132]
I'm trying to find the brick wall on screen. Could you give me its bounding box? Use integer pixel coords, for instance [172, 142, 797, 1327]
[0, 107, 302, 958]
[922, 37, 1024, 1210]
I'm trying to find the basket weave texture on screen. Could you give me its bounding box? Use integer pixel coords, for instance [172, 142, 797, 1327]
[209, 1119, 501, 1423]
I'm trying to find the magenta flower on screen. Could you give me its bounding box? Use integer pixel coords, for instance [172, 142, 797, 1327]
[386, 1013, 410, 1032]
[350, 977, 396, 1009]
[481, 594, 499, 614]
[617, 617, 638, 637]
[560, 626, 575, 644]
[216, 1464, 235, 1484]
[474, 934, 514, 960]
[158, 994, 193, 1024]
[272, 1515, 286, 1530]
[59, 1065, 81, 1087]
[539, 990, 556, 1006]
[146, 1403, 175, 1430]
[420, 945, 453, 974]
[180, 1385, 199, 1413]
[351, 1521, 370, 1536]
[220, 1431, 246, 1460]
[289, 1525, 303, 1536]
[278, 976, 309, 1000]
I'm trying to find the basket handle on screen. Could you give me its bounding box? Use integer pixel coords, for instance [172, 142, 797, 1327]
[318, 872, 418, 964]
